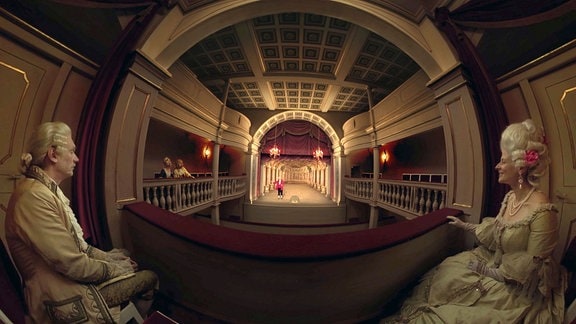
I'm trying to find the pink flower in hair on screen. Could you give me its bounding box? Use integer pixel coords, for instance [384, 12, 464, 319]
[524, 150, 539, 167]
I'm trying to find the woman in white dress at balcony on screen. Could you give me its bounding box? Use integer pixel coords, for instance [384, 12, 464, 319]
[173, 158, 193, 178]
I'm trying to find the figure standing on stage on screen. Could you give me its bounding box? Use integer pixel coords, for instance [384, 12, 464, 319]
[275, 178, 284, 199]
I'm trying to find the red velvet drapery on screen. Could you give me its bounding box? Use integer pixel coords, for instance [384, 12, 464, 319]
[262, 120, 331, 157]
[73, 1, 168, 248]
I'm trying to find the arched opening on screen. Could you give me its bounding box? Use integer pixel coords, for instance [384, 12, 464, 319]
[251, 111, 341, 204]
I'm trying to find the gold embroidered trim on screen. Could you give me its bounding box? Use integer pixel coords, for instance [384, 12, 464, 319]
[25, 165, 58, 194]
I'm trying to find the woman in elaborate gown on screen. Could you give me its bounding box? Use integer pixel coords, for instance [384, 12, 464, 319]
[384, 119, 566, 323]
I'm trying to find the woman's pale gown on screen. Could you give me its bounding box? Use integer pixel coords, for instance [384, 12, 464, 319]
[385, 191, 567, 323]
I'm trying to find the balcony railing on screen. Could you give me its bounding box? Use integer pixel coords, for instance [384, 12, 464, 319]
[344, 178, 447, 219]
[143, 176, 247, 214]
[218, 176, 247, 198]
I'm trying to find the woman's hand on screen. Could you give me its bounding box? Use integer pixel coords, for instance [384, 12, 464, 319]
[447, 215, 477, 233]
[447, 215, 465, 228]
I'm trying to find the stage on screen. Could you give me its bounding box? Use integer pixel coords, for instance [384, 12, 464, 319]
[244, 183, 346, 225]
[254, 183, 335, 206]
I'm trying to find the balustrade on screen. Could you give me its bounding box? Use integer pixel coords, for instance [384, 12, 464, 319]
[144, 176, 443, 218]
[344, 178, 447, 218]
[143, 176, 247, 214]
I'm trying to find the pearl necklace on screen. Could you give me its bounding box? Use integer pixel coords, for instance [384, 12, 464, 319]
[508, 187, 535, 216]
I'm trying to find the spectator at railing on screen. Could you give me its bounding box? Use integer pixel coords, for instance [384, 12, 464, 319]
[173, 158, 194, 178]
[158, 156, 173, 178]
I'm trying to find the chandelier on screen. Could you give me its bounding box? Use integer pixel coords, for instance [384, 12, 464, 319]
[269, 124, 280, 159]
[313, 126, 323, 160]
[269, 144, 281, 159]
[313, 147, 323, 160]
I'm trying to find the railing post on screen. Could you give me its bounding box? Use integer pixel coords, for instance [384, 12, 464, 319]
[159, 186, 166, 209]
[368, 146, 380, 229]
[174, 183, 182, 211]
[212, 143, 220, 225]
[151, 186, 158, 207]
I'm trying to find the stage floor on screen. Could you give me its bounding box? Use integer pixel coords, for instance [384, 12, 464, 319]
[254, 183, 336, 206]
[246, 183, 343, 224]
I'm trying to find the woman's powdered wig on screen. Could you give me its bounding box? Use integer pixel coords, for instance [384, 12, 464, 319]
[500, 119, 549, 188]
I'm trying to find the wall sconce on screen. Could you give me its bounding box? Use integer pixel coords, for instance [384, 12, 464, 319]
[203, 146, 211, 169]
[381, 150, 389, 168]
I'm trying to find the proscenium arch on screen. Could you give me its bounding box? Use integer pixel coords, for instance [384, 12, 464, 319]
[250, 111, 343, 205]
[141, 0, 456, 81]
[252, 111, 341, 155]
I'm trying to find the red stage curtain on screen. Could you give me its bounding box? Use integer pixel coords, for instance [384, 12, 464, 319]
[263, 120, 330, 157]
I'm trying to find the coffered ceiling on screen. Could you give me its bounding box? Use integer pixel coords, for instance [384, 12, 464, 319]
[1, 0, 574, 118]
[179, 13, 421, 114]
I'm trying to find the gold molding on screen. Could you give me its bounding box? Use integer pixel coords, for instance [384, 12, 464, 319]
[560, 86, 576, 169]
[0, 61, 29, 165]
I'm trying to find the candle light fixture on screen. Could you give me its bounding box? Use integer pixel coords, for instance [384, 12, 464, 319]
[381, 149, 389, 170]
[313, 126, 323, 160]
[203, 145, 211, 169]
[269, 124, 280, 159]
[381, 150, 388, 164]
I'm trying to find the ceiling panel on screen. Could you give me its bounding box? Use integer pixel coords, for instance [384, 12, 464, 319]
[3, 0, 571, 115]
[180, 12, 420, 113]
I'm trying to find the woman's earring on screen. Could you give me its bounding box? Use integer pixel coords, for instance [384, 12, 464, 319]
[518, 176, 524, 189]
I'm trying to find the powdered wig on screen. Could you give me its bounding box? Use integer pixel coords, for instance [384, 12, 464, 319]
[21, 122, 72, 173]
[500, 119, 549, 188]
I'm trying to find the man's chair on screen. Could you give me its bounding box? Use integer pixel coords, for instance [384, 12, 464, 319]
[0, 238, 25, 323]
[119, 301, 144, 323]
[562, 236, 576, 324]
